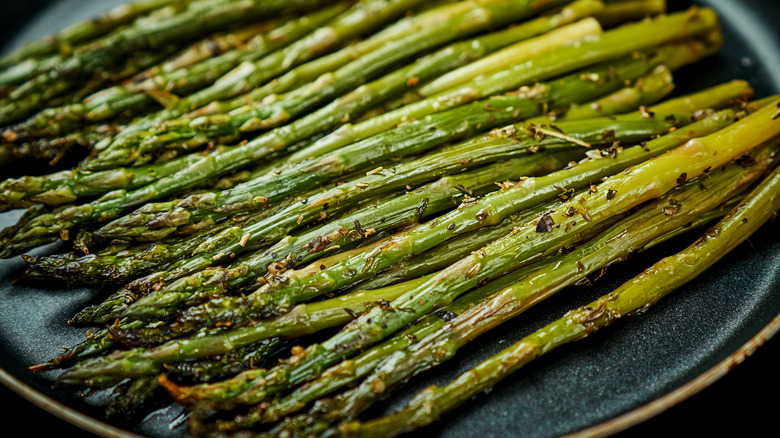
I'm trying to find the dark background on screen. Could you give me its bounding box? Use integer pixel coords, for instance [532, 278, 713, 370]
[0, 0, 778, 436]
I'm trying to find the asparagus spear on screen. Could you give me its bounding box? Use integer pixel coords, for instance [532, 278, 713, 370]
[30, 78, 738, 327]
[53, 275, 440, 388]
[111, 155, 579, 341]
[0, 2, 579, 212]
[0, 145, 235, 212]
[144, 17, 603, 164]
[526, 78, 752, 125]
[55, 196, 600, 389]
[186, 0, 604, 121]
[0, 125, 318, 211]
[61, 150, 573, 331]
[155, 100, 780, 408]
[164, 337, 286, 383]
[86, 0, 576, 171]
[286, 142, 778, 436]
[152, 107, 722, 332]
[64, 71, 683, 325]
[0, 3, 189, 89]
[0, 13, 609, 215]
[0, 0, 189, 70]
[0, 59, 649, 258]
[222, 258, 554, 431]
[38, 227, 407, 372]
[0, 0, 333, 124]
[0, 42, 184, 126]
[256, 161, 768, 437]
[252, 10, 719, 165]
[51, 102, 777, 391]
[345, 156, 780, 438]
[88, 0, 452, 146]
[11, 124, 123, 163]
[119, 273, 440, 349]
[130, 113, 686, 338]
[92, 5, 714, 173]
[2, 9, 717, 258]
[6, 4, 349, 142]
[81, 0, 458, 170]
[120, 156, 570, 316]
[222, 189, 744, 432]
[105, 374, 162, 419]
[593, 0, 666, 27]
[96, 54, 669, 243]
[0, 14, 270, 94]
[56, 73, 676, 311]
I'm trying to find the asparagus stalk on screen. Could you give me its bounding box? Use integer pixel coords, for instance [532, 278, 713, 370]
[91, 5, 715, 175]
[8, 124, 123, 165]
[291, 142, 778, 436]
[154, 107, 722, 331]
[133, 112, 686, 336]
[0, 53, 61, 91]
[187, 0, 603, 122]
[0, 125, 314, 212]
[119, 274, 438, 349]
[0, 0, 333, 124]
[224, 188, 744, 432]
[0, 5, 589, 213]
[0, 0, 189, 70]
[29, 319, 147, 372]
[105, 375, 162, 419]
[0, 42, 184, 126]
[526, 77, 752, 124]
[155, 100, 780, 408]
[3, 9, 717, 258]
[116, 195, 570, 349]
[6, 4, 349, 142]
[164, 337, 286, 383]
[53, 275, 439, 388]
[52, 102, 776, 391]
[593, 0, 666, 27]
[40, 226, 407, 372]
[81, 0, 459, 170]
[0, 205, 49, 250]
[54, 198, 600, 389]
[30, 77, 740, 326]
[346, 156, 780, 438]
[0, 145, 233, 212]
[61, 151, 573, 330]
[112, 153, 579, 337]
[1, 44, 675, 260]
[257, 10, 719, 164]
[159, 17, 602, 159]
[222, 258, 554, 431]
[258, 163, 768, 438]
[61, 74, 677, 313]
[0, 4, 189, 89]
[86, 0, 576, 171]
[96, 53, 670, 243]
[1, 18, 270, 96]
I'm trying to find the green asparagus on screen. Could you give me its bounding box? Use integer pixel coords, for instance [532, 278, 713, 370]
[344, 154, 780, 438]
[287, 142, 778, 437]
[156, 100, 780, 409]
[6, 4, 349, 141]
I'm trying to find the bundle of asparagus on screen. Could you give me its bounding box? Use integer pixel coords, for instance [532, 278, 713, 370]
[0, 0, 778, 436]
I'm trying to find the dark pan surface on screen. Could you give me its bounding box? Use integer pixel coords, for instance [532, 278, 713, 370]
[0, 0, 778, 436]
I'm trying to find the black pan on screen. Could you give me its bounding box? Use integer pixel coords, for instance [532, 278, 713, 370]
[0, 0, 778, 436]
